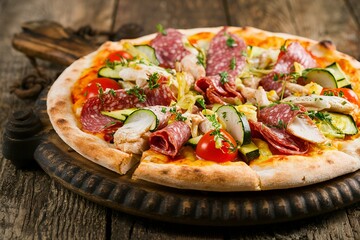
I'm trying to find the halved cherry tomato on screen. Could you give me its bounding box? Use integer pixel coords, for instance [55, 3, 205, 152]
[83, 78, 120, 99]
[321, 88, 360, 107]
[107, 50, 133, 62]
[196, 129, 238, 163]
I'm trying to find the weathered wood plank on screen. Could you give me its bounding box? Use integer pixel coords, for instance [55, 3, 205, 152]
[346, 0, 360, 30]
[227, 0, 297, 33]
[228, 0, 360, 59]
[114, 0, 228, 35]
[288, 0, 360, 60]
[0, 0, 114, 239]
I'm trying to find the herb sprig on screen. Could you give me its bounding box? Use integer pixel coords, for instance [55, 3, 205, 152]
[156, 24, 167, 36]
[206, 114, 237, 152]
[170, 107, 187, 121]
[126, 86, 146, 102]
[147, 72, 160, 89]
[219, 71, 229, 84]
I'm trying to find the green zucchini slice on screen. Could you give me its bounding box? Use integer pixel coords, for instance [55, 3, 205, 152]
[216, 105, 252, 146]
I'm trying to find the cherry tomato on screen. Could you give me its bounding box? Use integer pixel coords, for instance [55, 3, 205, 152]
[321, 88, 360, 107]
[107, 50, 133, 62]
[83, 78, 120, 99]
[196, 129, 238, 163]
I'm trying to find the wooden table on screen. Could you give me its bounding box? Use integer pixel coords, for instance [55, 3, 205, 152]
[1, 0, 360, 239]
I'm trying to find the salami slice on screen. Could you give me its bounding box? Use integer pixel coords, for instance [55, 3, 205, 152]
[206, 27, 247, 77]
[150, 28, 190, 68]
[249, 120, 309, 154]
[274, 42, 317, 73]
[258, 103, 305, 128]
[260, 42, 317, 94]
[81, 85, 175, 133]
[149, 121, 191, 158]
[194, 75, 243, 104]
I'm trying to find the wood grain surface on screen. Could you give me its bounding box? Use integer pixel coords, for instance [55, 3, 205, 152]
[1, 0, 360, 239]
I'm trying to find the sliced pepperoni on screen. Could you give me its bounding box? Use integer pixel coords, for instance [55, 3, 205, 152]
[249, 120, 309, 155]
[274, 42, 317, 73]
[258, 103, 305, 128]
[149, 121, 191, 158]
[206, 27, 247, 77]
[260, 42, 318, 94]
[81, 85, 175, 133]
[150, 28, 190, 68]
[194, 75, 243, 104]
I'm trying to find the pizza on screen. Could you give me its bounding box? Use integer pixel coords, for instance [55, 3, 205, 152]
[47, 26, 360, 191]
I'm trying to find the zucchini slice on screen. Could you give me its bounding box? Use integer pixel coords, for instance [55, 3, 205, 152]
[187, 135, 203, 146]
[328, 112, 358, 135]
[317, 112, 358, 138]
[303, 63, 352, 89]
[101, 108, 137, 121]
[216, 105, 252, 146]
[123, 109, 159, 132]
[302, 68, 337, 88]
[135, 45, 160, 65]
[326, 62, 352, 88]
[98, 65, 123, 79]
[239, 141, 260, 163]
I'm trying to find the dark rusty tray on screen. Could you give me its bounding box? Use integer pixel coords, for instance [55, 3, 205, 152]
[9, 90, 360, 226]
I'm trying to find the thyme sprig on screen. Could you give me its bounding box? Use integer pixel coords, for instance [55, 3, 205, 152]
[206, 114, 237, 152]
[126, 86, 146, 102]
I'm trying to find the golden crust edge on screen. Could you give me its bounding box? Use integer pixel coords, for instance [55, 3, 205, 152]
[250, 150, 360, 190]
[132, 161, 261, 192]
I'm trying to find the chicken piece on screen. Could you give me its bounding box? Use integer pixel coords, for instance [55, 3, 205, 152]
[180, 54, 206, 80]
[282, 95, 356, 113]
[118, 63, 172, 88]
[285, 82, 309, 95]
[114, 130, 151, 155]
[255, 87, 271, 107]
[242, 76, 261, 89]
[238, 84, 256, 103]
[287, 115, 327, 143]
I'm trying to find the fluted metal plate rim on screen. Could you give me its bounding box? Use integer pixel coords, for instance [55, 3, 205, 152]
[34, 133, 360, 226]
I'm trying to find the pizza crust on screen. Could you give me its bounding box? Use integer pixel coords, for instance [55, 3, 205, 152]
[133, 152, 261, 191]
[250, 150, 360, 190]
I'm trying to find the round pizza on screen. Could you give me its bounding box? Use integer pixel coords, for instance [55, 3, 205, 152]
[47, 26, 360, 191]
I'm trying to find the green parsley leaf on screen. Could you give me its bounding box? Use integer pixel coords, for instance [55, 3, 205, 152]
[196, 53, 206, 67]
[156, 24, 167, 36]
[126, 86, 146, 102]
[169, 107, 187, 121]
[206, 114, 237, 152]
[108, 89, 116, 97]
[276, 119, 287, 129]
[230, 57, 236, 70]
[147, 72, 160, 90]
[219, 71, 229, 84]
[273, 73, 279, 81]
[196, 98, 206, 109]
[226, 36, 237, 48]
[339, 91, 344, 98]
